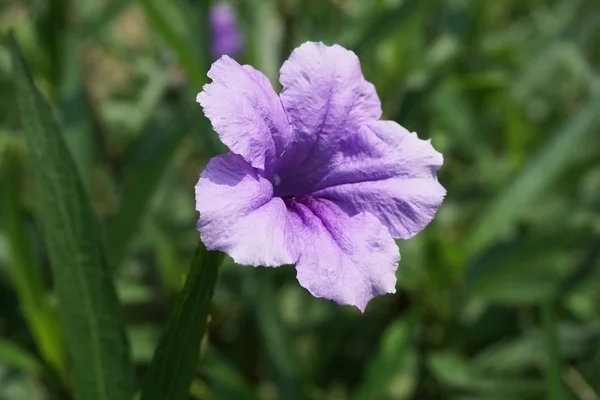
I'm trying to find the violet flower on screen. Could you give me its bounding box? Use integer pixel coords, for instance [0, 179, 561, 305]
[196, 42, 446, 311]
[210, 2, 243, 58]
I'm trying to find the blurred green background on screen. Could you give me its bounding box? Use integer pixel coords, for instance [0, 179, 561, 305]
[1, 0, 600, 399]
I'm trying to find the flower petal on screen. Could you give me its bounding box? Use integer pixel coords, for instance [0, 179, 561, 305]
[277, 42, 382, 174]
[197, 57, 291, 173]
[287, 197, 399, 312]
[311, 120, 446, 239]
[196, 153, 297, 266]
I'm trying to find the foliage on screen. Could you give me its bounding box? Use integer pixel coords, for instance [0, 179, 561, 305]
[1, 0, 600, 399]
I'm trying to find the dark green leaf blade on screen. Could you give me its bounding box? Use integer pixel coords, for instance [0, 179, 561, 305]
[140, 242, 224, 400]
[8, 32, 134, 400]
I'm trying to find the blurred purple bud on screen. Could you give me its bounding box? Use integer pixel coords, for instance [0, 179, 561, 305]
[210, 2, 243, 58]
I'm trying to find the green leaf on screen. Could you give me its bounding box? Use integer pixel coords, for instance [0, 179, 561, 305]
[542, 302, 568, 400]
[140, 242, 224, 400]
[431, 79, 496, 170]
[9, 32, 134, 400]
[35, 0, 68, 100]
[80, 0, 135, 41]
[106, 114, 190, 266]
[473, 323, 600, 374]
[467, 93, 600, 256]
[428, 351, 544, 396]
[0, 339, 43, 375]
[137, 0, 206, 89]
[0, 147, 67, 382]
[128, 325, 161, 364]
[0, 45, 11, 74]
[189, 379, 214, 400]
[512, 45, 562, 103]
[147, 220, 184, 294]
[179, 0, 211, 78]
[59, 34, 95, 181]
[252, 274, 302, 400]
[203, 352, 260, 400]
[246, 0, 282, 83]
[465, 231, 583, 305]
[353, 316, 417, 400]
[351, 0, 426, 57]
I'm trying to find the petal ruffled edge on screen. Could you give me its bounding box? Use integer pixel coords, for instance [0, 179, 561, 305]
[287, 197, 399, 312]
[312, 120, 446, 239]
[275, 41, 382, 174]
[197, 56, 289, 173]
[196, 153, 297, 267]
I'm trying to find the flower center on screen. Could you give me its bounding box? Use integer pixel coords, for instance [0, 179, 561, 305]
[271, 173, 306, 199]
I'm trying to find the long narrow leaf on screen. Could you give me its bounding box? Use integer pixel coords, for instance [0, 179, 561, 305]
[140, 242, 224, 400]
[0, 148, 67, 382]
[9, 32, 134, 400]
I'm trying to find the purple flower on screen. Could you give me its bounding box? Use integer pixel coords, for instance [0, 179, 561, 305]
[196, 42, 446, 311]
[210, 2, 243, 58]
